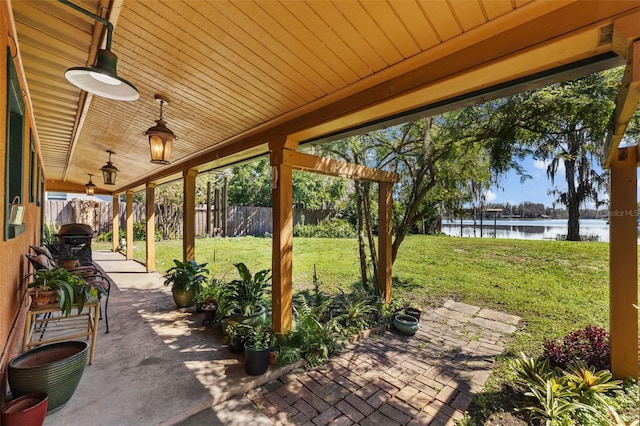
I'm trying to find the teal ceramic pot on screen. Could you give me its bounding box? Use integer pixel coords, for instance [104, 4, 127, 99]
[8, 341, 88, 412]
[393, 313, 419, 336]
[229, 305, 267, 326]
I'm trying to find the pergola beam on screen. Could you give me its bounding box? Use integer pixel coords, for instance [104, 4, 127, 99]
[603, 12, 640, 168]
[277, 149, 400, 184]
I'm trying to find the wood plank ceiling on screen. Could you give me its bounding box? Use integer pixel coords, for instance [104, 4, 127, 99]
[10, 0, 640, 194]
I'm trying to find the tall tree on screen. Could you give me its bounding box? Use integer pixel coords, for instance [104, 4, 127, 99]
[322, 117, 495, 290]
[514, 69, 620, 240]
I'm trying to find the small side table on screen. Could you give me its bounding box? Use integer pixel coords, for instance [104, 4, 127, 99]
[23, 301, 99, 365]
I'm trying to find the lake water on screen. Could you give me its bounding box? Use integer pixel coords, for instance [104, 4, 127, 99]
[441, 218, 639, 243]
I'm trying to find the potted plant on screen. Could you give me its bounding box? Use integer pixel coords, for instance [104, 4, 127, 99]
[244, 318, 272, 375]
[224, 321, 250, 354]
[228, 263, 271, 325]
[25, 268, 85, 316]
[163, 259, 209, 308]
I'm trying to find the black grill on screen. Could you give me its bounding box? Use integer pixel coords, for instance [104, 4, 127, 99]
[58, 223, 94, 263]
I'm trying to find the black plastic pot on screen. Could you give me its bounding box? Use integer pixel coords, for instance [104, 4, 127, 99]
[229, 336, 245, 354]
[245, 346, 270, 376]
[404, 307, 422, 321]
[8, 341, 88, 412]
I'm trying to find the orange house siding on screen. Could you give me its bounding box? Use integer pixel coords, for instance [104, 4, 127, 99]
[0, 5, 42, 406]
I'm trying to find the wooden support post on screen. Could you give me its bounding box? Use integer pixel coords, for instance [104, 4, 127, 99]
[183, 169, 197, 262]
[270, 139, 298, 336]
[271, 160, 294, 335]
[222, 176, 228, 237]
[146, 183, 156, 273]
[111, 194, 119, 252]
[378, 181, 393, 303]
[125, 190, 134, 260]
[206, 181, 212, 237]
[609, 146, 638, 379]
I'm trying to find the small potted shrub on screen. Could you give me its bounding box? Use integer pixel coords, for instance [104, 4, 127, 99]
[244, 318, 272, 375]
[224, 321, 250, 354]
[24, 268, 85, 316]
[163, 259, 209, 308]
[228, 263, 271, 325]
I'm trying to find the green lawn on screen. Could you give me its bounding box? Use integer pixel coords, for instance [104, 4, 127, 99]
[95, 234, 628, 355]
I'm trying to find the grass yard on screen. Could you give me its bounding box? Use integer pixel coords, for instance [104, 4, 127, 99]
[95, 234, 625, 354]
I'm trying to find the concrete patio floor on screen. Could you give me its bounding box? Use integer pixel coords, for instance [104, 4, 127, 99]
[42, 251, 521, 425]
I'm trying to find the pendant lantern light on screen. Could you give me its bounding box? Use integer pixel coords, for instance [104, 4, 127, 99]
[144, 95, 176, 165]
[101, 150, 118, 185]
[85, 174, 96, 195]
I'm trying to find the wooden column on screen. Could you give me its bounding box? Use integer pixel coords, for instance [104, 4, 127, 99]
[222, 176, 228, 236]
[206, 181, 212, 236]
[183, 169, 198, 262]
[125, 190, 134, 260]
[111, 194, 119, 252]
[270, 139, 298, 335]
[378, 181, 393, 303]
[145, 183, 156, 273]
[609, 146, 638, 379]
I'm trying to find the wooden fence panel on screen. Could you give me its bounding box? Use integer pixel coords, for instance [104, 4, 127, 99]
[45, 201, 333, 238]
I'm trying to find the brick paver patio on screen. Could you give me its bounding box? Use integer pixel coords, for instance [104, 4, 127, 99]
[247, 300, 520, 425]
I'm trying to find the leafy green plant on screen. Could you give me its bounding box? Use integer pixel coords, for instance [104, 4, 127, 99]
[520, 378, 599, 425]
[563, 362, 622, 404]
[229, 263, 271, 316]
[293, 218, 356, 238]
[333, 289, 377, 333]
[293, 298, 343, 367]
[26, 268, 87, 316]
[224, 320, 250, 344]
[511, 352, 554, 391]
[244, 317, 272, 351]
[41, 222, 59, 246]
[162, 259, 209, 294]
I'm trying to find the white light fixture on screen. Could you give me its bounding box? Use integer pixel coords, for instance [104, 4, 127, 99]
[101, 150, 118, 185]
[144, 95, 176, 164]
[61, 0, 139, 101]
[85, 174, 96, 195]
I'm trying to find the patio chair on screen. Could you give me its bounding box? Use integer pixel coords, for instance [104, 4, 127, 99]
[26, 249, 111, 333]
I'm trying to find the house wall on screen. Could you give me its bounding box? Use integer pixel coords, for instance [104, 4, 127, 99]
[0, 5, 42, 405]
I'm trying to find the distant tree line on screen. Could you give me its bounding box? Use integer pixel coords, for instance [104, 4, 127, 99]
[471, 202, 608, 219]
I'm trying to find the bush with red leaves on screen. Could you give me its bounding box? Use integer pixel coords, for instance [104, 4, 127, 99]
[543, 325, 610, 370]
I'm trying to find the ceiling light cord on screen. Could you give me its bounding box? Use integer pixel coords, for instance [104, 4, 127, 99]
[58, 0, 113, 51]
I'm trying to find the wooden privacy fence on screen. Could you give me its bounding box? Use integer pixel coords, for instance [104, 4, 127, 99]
[44, 200, 333, 238]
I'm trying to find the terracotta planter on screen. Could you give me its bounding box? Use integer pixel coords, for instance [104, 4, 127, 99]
[8, 341, 88, 412]
[29, 290, 57, 306]
[60, 259, 80, 270]
[1, 392, 48, 426]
